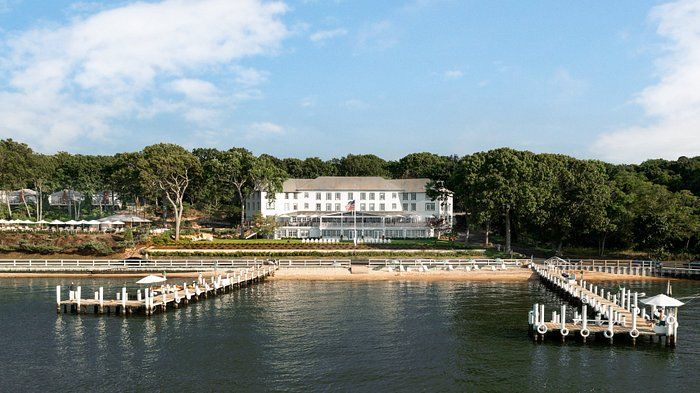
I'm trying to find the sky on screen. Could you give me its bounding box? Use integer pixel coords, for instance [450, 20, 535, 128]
[0, 0, 699, 163]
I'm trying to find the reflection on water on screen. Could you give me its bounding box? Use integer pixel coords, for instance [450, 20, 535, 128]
[0, 278, 698, 391]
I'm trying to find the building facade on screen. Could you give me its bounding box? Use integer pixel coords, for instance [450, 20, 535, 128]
[245, 176, 453, 239]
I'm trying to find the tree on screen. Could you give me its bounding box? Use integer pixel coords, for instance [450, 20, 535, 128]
[0, 139, 34, 218]
[138, 144, 201, 241]
[337, 154, 390, 177]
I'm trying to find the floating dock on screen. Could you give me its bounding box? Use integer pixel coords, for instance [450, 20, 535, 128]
[529, 264, 680, 346]
[56, 266, 277, 316]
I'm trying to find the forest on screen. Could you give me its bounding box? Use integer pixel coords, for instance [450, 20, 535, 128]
[1, 139, 698, 258]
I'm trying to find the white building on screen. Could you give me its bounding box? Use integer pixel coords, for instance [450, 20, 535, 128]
[245, 176, 453, 239]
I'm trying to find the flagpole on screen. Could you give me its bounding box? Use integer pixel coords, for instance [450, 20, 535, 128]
[353, 206, 357, 246]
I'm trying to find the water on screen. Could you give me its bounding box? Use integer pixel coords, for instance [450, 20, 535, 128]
[0, 278, 698, 392]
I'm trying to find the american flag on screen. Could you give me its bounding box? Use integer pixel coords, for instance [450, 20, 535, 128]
[345, 200, 355, 212]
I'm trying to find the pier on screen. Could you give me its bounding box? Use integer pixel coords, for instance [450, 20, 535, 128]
[56, 265, 277, 316]
[529, 263, 681, 346]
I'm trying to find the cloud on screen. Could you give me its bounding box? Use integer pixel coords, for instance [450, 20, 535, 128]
[247, 121, 285, 137]
[443, 70, 463, 79]
[550, 68, 588, 99]
[0, 0, 289, 152]
[300, 97, 315, 108]
[593, 0, 700, 163]
[309, 28, 347, 43]
[342, 99, 368, 110]
[355, 20, 398, 52]
[232, 66, 269, 87]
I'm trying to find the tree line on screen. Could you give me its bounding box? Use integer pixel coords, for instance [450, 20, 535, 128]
[0, 139, 698, 256]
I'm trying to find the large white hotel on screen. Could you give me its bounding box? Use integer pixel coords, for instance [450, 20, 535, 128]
[245, 176, 453, 239]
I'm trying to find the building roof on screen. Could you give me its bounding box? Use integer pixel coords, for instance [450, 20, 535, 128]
[281, 177, 431, 193]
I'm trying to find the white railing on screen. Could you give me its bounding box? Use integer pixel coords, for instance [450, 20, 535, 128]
[367, 258, 529, 267]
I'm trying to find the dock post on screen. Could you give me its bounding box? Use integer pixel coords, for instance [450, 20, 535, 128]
[76, 286, 81, 313]
[121, 287, 127, 315]
[56, 285, 61, 313]
[621, 287, 626, 309]
[626, 291, 631, 311]
[99, 287, 104, 314]
[581, 305, 588, 342]
[144, 288, 150, 315]
[137, 290, 142, 302]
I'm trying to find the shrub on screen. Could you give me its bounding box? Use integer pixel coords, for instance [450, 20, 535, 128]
[76, 241, 115, 256]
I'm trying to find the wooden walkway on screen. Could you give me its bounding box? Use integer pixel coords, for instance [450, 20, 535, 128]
[56, 266, 277, 316]
[529, 264, 678, 345]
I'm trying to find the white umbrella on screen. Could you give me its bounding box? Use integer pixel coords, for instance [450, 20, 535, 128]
[77, 220, 89, 225]
[86, 220, 101, 225]
[36, 220, 49, 224]
[640, 294, 685, 307]
[65, 220, 79, 225]
[49, 220, 65, 225]
[112, 220, 126, 225]
[99, 220, 113, 226]
[0, 219, 7, 224]
[21, 220, 35, 224]
[136, 275, 167, 284]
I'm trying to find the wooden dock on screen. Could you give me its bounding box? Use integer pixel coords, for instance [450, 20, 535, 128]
[529, 264, 679, 346]
[56, 266, 277, 316]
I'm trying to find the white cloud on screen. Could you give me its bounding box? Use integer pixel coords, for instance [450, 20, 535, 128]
[309, 28, 347, 43]
[342, 99, 368, 110]
[232, 65, 269, 86]
[248, 121, 284, 136]
[550, 68, 588, 99]
[0, 0, 289, 152]
[170, 78, 220, 102]
[356, 20, 398, 52]
[443, 70, 463, 79]
[300, 97, 315, 108]
[593, 0, 700, 163]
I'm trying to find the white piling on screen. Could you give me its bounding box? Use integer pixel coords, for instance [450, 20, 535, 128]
[137, 290, 142, 301]
[76, 286, 81, 309]
[56, 285, 61, 306]
[582, 305, 588, 329]
[560, 305, 566, 330]
[99, 287, 104, 309]
[121, 287, 127, 312]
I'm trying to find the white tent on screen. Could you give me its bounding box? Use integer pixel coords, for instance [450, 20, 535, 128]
[36, 220, 49, 224]
[77, 220, 89, 225]
[86, 220, 101, 225]
[49, 220, 65, 225]
[641, 294, 685, 307]
[136, 275, 167, 284]
[64, 220, 79, 226]
[112, 220, 126, 225]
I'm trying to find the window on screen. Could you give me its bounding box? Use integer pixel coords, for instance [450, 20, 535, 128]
[316, 203, 321, 211]
[392, 193, 398, 199]
[284, 203, 289, 210]
[293, 203, 298, 211]
[411, 193, 417, 200]
[348, 192, 353, 200]
[392, 203, 397, 209]
[369, 203, 375, 211]
[360, 192, 366, 200]
[304, 192, 309, 198]
[285, 193, 289, 199]
[403, 203, 408, 211]
[316, 192, 321, 200]
[369, 192, 375, 200]
[326, 192, 332, 200]
[379, 192, 385, 200]
[335, 203, 341, 211]
[360, 203, 366, 211]
[426, 203, 435, 211]
[304, 203, 309, 209]
[379, 203, 385, 211]
[326, 203, 332, 211]
[402, 193, 408, 201]
[293, 193, 298, 200]
[335, 192, 341, 200]
[411, 203, 416, 211]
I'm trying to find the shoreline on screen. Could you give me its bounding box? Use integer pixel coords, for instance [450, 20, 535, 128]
[0, 268, 682, 282]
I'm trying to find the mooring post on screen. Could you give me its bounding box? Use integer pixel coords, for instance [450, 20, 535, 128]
[98, 287, 104, 313]
[76, 286, 81, 313]
[56, 285, 61, 313]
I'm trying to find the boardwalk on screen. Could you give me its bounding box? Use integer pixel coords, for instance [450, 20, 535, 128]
[529, 264, 679, 346]
[56, 266, 277, 316]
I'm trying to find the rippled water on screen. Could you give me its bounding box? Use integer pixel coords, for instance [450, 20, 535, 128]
[0, 278, 698, 392]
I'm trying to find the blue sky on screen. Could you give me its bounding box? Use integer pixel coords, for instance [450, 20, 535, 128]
[1, 0, 699, 162]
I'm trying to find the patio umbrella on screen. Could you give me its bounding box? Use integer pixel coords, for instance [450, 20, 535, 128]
[65, 220, 79, 226]
[0, 219, 7, 225]
[640, 294, 685, 307]
[112, 220, 126, 225]
[36, 220, 49, 224]
[77, 220, 89, 225]
[49, 220, 65, 225]
[136, 275, 167, 284]
[86, 220, 101, 225]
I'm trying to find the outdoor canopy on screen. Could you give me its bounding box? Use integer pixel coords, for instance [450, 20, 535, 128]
[640, 294, 685, 307]
[136, 275, 167, 284]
